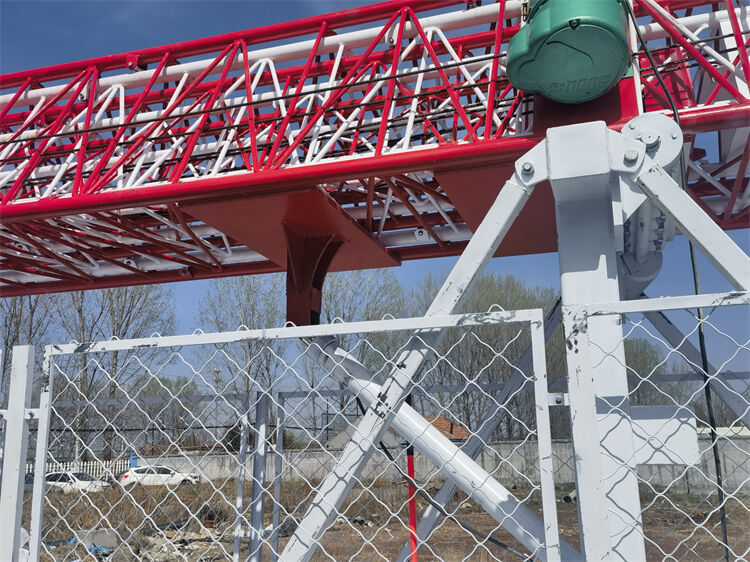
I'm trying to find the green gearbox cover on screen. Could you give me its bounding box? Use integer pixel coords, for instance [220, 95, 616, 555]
[506, 0, 630, 104]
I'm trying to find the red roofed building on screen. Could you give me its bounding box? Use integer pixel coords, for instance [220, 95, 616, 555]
[425, 417, 470, 441]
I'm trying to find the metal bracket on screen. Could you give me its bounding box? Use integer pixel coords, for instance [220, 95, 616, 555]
[548, 392, 569, 407]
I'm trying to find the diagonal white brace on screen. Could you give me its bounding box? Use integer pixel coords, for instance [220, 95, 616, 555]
[634, 164, 750, 291]
[307, 334, 580, 561]
[282, 171, 540, 561]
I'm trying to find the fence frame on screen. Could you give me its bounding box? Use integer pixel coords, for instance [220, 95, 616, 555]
[9, 307, 564, 561]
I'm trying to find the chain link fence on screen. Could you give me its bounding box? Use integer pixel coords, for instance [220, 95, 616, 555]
[563, 291, 750, 561]
[1, 291, 748, 560]
[8, 309, 563, 561]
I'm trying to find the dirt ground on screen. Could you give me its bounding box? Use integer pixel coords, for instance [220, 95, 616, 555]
[26, 479, 749, 561]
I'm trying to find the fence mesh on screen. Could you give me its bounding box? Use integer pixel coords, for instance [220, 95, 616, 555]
[28, 311, 559, 561]
[576, 296, 750, 561]
[4, 294, 748, 561]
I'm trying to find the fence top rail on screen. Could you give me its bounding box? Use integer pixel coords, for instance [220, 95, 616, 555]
[45, 308, 542, 356]
[51, 381, 522, 409]
[565, 291, 749, 318]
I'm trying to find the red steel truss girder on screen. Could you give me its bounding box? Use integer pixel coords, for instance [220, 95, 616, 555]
[1, 0, 745, 208]
[1, 101, 747, 224]
[0, 0, 748, 297]
[0, 135, 534, 223]
[0, 27, 516, 128]
[0, 77, 518, 169]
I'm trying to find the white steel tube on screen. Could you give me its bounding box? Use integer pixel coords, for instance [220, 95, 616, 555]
[0, 346, 34, 562]
[309, 335, 580, 561]
[0, 3, 519, 108]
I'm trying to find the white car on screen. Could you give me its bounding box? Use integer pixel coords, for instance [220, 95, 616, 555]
[45, 472, 111, 494]
[118, 465, 198, 487]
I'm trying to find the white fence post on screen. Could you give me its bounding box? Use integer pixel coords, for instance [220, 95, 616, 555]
[29, 351, 54, 561]
[0, 345, 34, 562]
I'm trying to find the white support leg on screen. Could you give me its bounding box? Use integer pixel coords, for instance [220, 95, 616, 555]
[561, 309, 614, 561]
[546, 121, 645, 561]
[282, 173, 538, 561]
[0, 346, 34, 562]
[556, 198, 645, 562]
[249, 391, 269, 562]
[232, 399, 250, 562]
[270, 395, 285, 562]
[29, 352, 54, 561]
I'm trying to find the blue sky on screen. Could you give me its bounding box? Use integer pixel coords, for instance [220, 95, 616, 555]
[1, 0, 747, 334]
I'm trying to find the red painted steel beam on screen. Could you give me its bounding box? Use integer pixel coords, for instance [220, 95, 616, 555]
[3, 102, 747, 224]
[0, 135, 539, 223]
[0, 260, 284, 297]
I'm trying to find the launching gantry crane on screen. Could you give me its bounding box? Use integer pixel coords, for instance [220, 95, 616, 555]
[1, 1, 749, 560]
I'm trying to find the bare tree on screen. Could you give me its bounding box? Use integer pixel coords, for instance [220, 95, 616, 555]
[198, 274, 284, 392]
[197, 274, 285, 449]
[0, 294, 55, 400]
[53, 286, 174, 460]
[407, 271, 558, 439]
[311, 269, 406, 437]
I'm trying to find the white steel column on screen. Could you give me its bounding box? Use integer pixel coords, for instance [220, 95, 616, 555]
[549, 122, 645, 561]
[557, 200, 644, 560]
[28, 351, 54, 561]
[270, 394, 285, 562]
[232, 397, 250, 562]
[249, 390, 269, 562]
[0, 346, 34, 562]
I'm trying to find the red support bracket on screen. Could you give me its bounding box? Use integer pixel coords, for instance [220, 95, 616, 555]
[284, 224, 342, 326]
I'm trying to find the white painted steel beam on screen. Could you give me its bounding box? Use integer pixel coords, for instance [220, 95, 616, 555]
[28, 353, 54, 562]
[46, 309, 541, 356]
[634, 166, 750, 291]
[560, 310, 614, 561]
[249, 391, 270, 562]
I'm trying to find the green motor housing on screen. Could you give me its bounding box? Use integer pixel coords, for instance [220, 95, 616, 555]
[506, 0, 630, 104]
